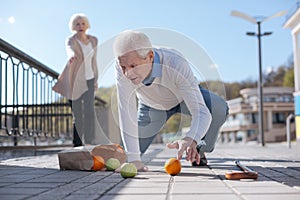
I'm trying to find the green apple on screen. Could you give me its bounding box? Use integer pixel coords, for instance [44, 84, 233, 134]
[105, 158, 121, 171]
[120, 163, 137, 178]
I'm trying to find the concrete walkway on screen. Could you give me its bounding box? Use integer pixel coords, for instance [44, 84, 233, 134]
[0, 142, 299, 200]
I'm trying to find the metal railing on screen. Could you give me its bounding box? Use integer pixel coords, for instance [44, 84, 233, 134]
[0, 38, 72, 147]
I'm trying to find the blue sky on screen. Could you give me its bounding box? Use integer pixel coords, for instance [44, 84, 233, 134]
[0, 0, 298, 87]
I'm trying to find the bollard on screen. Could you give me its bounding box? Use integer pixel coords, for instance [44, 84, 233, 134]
[286, 114, 294, 149]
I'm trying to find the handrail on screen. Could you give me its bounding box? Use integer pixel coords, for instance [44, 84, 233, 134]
[0, 38, 59, 78]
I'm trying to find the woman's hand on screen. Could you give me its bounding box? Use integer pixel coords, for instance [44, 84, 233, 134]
[166, 137, 200, 165]
[68, 56, 77, 64]
[94, 82, 98, 91]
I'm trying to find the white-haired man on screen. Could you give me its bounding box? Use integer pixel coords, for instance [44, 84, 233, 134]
[113, 30, 228, 171]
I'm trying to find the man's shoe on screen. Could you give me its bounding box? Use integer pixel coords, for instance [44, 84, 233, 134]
[192, 155, 208, 166]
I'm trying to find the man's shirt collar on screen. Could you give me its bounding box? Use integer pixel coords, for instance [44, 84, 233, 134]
[142, 49, 162, 86]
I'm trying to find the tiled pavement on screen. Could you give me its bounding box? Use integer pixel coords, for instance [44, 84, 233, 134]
[0, 142, 299, 200]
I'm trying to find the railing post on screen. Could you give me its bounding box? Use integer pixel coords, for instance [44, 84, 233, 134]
[12, 115, 19, 146]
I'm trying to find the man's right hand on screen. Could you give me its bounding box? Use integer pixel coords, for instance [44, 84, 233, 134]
[166, 137, 200, 165]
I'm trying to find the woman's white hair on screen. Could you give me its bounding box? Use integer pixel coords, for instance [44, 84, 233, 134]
[113, 30, 153, 58]
[69, 13, 90, 33]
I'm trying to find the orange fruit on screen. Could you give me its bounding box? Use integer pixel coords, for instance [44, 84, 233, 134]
[92, 155, 105, 171]
[164, 158, 181, 176]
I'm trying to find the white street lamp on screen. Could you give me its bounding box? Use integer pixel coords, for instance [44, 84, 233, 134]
[231, 10, 287, 146]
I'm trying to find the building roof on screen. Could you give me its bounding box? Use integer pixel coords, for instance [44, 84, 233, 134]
[240, 87, 294, 98]
[284, 2, 300, 29]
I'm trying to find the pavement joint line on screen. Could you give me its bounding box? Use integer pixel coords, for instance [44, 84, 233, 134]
[208, 165, 246, 200]
[165, 176, 175, 200]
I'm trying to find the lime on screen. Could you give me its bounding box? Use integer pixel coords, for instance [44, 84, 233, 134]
[120, 163, 137, 178]
[105, 158, 121, 171]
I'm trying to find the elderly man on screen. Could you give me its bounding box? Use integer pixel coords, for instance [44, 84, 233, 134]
[113, 30, 228, 171]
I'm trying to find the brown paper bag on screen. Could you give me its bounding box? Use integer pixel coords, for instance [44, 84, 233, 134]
[58, 144, 127, 170]
[58, 146, 93, 170]
[91, 144, 127, 164]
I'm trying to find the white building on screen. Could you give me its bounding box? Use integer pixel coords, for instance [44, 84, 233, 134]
[284, 2, 300, 142]
[220, 87, 295, 143]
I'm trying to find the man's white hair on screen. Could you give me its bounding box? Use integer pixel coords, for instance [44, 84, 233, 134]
[113, 30, 153, 58]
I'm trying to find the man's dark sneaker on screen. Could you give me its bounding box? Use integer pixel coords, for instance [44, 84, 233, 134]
[192, 155, 208, 166]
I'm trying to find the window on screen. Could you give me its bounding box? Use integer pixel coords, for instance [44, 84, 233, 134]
[272, 112, 285, 124]
[251, 113, 258, 124]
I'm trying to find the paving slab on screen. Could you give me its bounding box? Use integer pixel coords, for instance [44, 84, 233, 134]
[0, 142, 299, 200]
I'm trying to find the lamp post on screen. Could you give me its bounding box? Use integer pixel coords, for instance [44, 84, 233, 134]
[230, 10, 286, 146]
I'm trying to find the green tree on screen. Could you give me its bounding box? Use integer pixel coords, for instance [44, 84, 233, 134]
[283, 67, 294, 87]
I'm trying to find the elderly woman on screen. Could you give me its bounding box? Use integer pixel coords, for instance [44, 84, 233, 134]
[53, 13, 98, 146]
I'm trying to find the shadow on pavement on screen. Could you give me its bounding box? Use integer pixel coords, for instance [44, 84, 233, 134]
[206, 157, 300, 188]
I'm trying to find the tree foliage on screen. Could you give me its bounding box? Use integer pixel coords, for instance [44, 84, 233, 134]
[283, 67, 294, 87]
